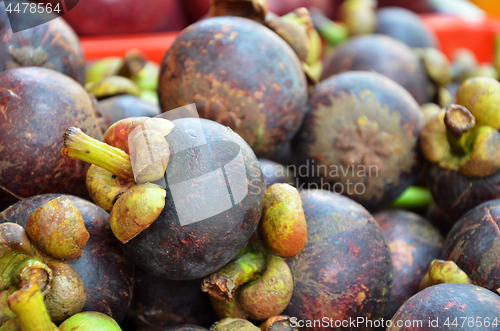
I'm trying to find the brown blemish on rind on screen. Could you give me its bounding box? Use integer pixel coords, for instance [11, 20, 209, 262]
[0, 11, 85, 84]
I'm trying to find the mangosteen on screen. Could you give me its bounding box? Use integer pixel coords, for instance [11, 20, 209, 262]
[97, 95, 161, 131]
[421, 77, 500, 220]
[128, 267, 217, 331]
[442, 199, 500, 293]
[0, 1, 85, 84]
[321, 34, 433, 104]
[0, 194, 135, 323]
[374, 210, 444, 320]
[292, 71, 425, 211]
[62, 117, 265, 280]
[0, 67, 103, 212]
[388, 283, 500, 330]
[158, 16, 308, 157]
[375, 7, 438, 48]
[284, 190, 393, 331]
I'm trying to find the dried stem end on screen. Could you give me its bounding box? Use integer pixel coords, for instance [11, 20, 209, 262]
[62, 127, 134, 182]
[445, 104, 475, 137]
[201, 252, 266, 302]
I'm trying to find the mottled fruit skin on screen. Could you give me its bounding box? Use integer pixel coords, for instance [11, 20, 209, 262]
[129, 268, 217, 331]
[388, 283, 500, 331]
[427, 163, 500, 221]
[374, 210, 444, 320]
[0, 194, 135, 323]
[322, 34, 432, 104]
[442, 200, 500, 293]
[97, 95, 160, 131]
[259, 160, 297, 189]
[42, 0, 186, 36]
[0, 2, 85, 84]
[122, 118, 265, 280]
[158, 16, 308, 157]
[375, 7, 438, 48]
[284, 190, 392, 331]
[0, 68, 103, 211]
[292, 71, 425, 211]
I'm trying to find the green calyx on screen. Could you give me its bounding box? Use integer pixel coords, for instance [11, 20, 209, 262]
[421, 81, 500, 178]
[419, 260, 472, 291]
[203, 240, 294, 322]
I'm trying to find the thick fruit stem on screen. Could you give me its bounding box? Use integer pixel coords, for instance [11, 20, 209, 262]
[8, 283, 57, 331]
[444, 105, 475, 156]
[201, 252, 266, 302]
[61, 127, 134, 181]
[309, 9, 348, 46]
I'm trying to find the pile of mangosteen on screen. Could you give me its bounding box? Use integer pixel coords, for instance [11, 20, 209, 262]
[1, 0, 500, 330]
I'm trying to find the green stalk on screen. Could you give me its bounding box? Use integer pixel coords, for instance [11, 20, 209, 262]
[309, 10, 348, 46]
[391, 186, 433, 209]
[201, 252, 266, 302]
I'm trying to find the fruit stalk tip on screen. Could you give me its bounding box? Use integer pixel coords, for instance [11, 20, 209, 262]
[61, 127, 134, 182]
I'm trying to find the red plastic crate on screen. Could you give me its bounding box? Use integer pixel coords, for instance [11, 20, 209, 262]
[79, 14, 500, 64]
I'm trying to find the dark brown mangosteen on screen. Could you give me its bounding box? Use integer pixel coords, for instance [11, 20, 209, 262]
[374, 210, 444, 320]
[0, 194, 135, 323]
[442, 199, 500, 293]
[321, 34, 433, 104]
[158, 16, 308, 157]
[97, 95, 161, 131]
[292, 71, 425, 211]
[375, 7, 438, 48]
[388, 283, 500, 330]
[0, 67, 103, 212]
[421, 77, 500, 220]
[0, 1, 85, 84]
[128, 268, 217, 331]
[284, 190, 393, 331]
[61, 117, 265, 280]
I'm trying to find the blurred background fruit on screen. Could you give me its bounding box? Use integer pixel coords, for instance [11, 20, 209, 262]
[0, 1, 85, 84]
[42, 0, 186, 36]
[375, 7, 438, 48]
